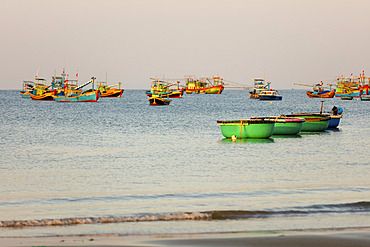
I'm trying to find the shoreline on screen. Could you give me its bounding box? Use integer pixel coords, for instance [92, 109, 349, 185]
[1, 227, 369, 246]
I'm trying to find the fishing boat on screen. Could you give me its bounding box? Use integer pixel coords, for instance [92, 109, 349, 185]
[286, 114, 331, 132]
[341, 96, 353, 100]
[294, 81, 335, 98]
[249, 78, 270, 99]
[305, 83, 335, 98]
[52, 77, 100, 102]
[98, 82, 124, 98]
[29, 78, 55, 101]
[258, 90, 283, 101]
[145, 79, 184, 98]
[184, 76, 224, 94]
[360, 95, 370, 101]
[148, 95, 172, 106]
[334, 73, 363, 98]
[19, 81, 34, 98]
[217, 119, 275, 139]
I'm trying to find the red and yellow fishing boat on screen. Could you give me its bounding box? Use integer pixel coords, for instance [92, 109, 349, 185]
[184, 75, 224, 94]
[97, 82, 124, 98]
[144, 79, 184, 98]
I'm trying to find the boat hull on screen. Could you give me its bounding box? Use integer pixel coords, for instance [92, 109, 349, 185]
[259, 95, 282, 101]
[185, 85, 224, 94]
[100, 89, 124, 98]
[287, 114, 330, 132]
[335, 90, 361, 98]
[328, 115, 342, 128]
[306, 90, 335, 98]
[341, 96, 353, 100]
[217, 119, 274, 139]
[273, 120, 303, 135]
[19, 91, 31, 98]
[148, 97, 172, 105]
[145, 88, 184, 98]
[361, 95, 370, 101]
[30, 92, 55, 101]
[52, 90, 100, 102]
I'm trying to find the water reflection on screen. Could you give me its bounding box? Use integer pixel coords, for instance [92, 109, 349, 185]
[219, 138, 274, 144]
[299, 131, 330, 136]
[272, 134, 302, 139]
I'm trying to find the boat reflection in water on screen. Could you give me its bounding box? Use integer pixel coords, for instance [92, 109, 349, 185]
[219, 138, 274, 144]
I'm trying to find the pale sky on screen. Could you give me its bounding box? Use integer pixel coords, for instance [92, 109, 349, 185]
[1, 0, 369, 89]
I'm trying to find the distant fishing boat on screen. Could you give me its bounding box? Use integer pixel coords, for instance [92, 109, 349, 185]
[217, 119, 275, 139]
[184, 75, 224, 94]
[305, 83, 335, 98]
[249, 78, 281, 100]
[249, 78, 270, 99]
[334, 72, 367, 98]
[98, 82, 124, 98]
[148, 95, 172, 105]
[52, 77, 100, 102]
[294, 81, 335, 98]
[29, 78, 55, 101]
[19, 81, 34, 98]
[341, 96, 353, 100]
[258, 90, 282, 101]
[145, 79, 184, 98]
[360, 95, 370, 101]
[53, 90, 100, 102]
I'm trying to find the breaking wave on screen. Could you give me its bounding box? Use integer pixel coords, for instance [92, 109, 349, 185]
[1, 201, 369, 228]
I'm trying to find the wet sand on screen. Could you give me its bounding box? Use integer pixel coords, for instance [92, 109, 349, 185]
[1, 228, 369, 246]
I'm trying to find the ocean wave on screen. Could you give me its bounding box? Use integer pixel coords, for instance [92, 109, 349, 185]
[1, 201, 368, 228]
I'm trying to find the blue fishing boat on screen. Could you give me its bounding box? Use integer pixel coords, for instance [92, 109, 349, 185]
[52, 77, 100, 102]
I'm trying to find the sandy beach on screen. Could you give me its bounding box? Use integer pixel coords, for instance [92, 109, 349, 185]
[1, 228, 369, 247]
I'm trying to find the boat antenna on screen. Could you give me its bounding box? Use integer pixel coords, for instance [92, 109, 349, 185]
[76, 64, 79, 83]
[35, 67, 40, 79]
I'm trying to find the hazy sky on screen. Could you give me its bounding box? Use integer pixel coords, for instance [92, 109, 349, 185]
[1, 0, 370, 89]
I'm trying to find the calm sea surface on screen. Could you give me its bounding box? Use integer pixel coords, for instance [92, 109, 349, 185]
[0, 89, 369, 237]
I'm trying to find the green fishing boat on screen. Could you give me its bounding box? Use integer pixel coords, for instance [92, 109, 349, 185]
[217, 119, 275, 139]
[286, 114, 331, 132]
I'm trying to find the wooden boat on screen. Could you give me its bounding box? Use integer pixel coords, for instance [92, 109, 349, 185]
[258, 90, 283, 101]
[145, 79, 184, 98]
[184, 76, 224, 94]
[52, 77, 100, 102]
[306, 82, 335, 98]
[30, 91, 55, 101]
[341, 96, 353, 100]
[19, 81, 34, 98]
[251, 116, 304, 135]
[286, 114, 331, 132]
[306, 90, 335, 98]
[217, 119, 275, 139]
[360, 95, 370, 101]
[148, 96, 172, 105]
[29, 78, 56, 101]
[327, 115, 343, 128]
[97, 82, 124, 98]
[53, 89, 100, 102]
[335, 74, 363, 98]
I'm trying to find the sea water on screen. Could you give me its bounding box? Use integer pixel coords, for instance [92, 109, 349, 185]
[0, 89, 369, 237]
